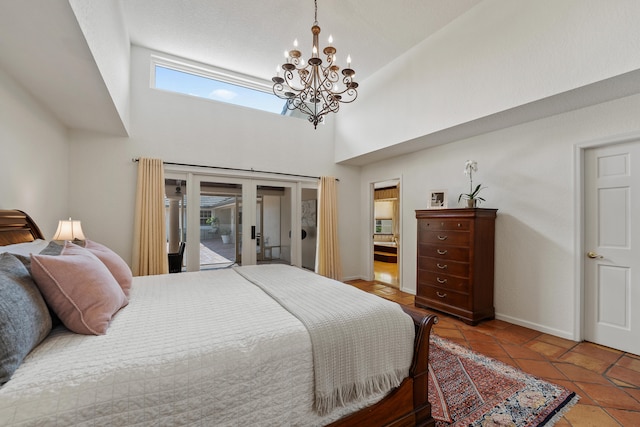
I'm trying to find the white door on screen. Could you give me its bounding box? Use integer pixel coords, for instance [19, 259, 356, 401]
[584, 140, 640, 355]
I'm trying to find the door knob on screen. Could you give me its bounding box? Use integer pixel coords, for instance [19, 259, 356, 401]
[587, 251, 603, 259]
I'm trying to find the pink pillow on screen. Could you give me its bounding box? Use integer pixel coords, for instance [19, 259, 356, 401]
[30, 242, 128, 335]
[85, 240, 132, 297]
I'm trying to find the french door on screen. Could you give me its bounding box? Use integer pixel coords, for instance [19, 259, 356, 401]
[165, 170, 312, 271]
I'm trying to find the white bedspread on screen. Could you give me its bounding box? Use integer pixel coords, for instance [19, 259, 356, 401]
[0, 268, 392, 426]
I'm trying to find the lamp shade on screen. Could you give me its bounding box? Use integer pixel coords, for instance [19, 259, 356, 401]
[52, 218, 86, 241]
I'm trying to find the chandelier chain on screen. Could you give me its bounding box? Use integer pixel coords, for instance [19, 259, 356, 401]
[314, 0, 318, 24]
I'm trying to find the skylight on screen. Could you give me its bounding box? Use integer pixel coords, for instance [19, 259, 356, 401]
[152, 59, 287, 116]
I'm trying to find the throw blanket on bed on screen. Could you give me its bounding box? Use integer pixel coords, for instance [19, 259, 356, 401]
[233, 264, 415, 415]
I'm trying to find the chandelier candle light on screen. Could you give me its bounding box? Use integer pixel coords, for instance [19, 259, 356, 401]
[272, 0, 358, 129]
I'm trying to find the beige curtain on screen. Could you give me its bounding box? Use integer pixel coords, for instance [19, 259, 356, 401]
[315, 176, 342, 280]
[132, 158, 168, 276]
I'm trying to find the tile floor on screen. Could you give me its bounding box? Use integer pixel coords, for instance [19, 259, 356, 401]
[346, 279, 640, 426]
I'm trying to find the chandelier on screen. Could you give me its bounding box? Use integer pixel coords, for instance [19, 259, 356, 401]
[272, 0, 358, 129]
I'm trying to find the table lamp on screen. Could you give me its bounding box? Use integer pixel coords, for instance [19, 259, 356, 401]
[52, 217, 86, 242]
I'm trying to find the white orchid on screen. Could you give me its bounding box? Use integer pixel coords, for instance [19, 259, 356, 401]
[463, 160, 478, 177]
[459, 160, 485, 205]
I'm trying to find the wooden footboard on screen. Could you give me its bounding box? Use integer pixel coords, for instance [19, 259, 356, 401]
[328, 307, 437, 427]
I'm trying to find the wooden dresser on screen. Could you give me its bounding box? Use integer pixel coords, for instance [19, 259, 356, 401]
[415, 208, 497, 325]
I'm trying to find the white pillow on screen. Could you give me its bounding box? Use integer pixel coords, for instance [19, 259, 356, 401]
[1, 239, 49, 256]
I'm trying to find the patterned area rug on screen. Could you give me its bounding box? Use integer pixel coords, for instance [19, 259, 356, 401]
[428, 335, 579, 427]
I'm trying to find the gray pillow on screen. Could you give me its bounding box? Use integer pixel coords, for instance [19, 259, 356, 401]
[0, 252, 53, 384]
[39, 240, 64, 255]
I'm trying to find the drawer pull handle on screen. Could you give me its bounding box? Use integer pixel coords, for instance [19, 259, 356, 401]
[436, 291, 447, 298]
[437, 277, 447, 284]
[437, 263, 447, 269]
[437, 235, 447, 241]
[437, 249, 448, 255]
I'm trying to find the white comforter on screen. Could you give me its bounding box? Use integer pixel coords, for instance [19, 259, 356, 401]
[0, 268, 400, 426]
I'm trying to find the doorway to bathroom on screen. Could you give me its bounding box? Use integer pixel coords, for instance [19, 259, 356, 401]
[373, 180, 400, 288]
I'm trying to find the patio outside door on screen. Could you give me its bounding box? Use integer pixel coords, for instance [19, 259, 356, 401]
[584, 140, 640, 355]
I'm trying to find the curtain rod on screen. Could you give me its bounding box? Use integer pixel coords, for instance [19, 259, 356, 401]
[131, 158, 338, 181]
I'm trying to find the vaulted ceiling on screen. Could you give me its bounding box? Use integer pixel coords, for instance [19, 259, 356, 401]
[2, 0, 639, 156]
[120, 0, 482, 83]
[0, 0, 481, 136]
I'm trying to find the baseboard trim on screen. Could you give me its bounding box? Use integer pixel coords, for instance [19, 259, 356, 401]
[495, 313, 577, 341]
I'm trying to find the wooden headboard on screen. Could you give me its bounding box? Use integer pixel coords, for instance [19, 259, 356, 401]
[0, 210, 45, 246]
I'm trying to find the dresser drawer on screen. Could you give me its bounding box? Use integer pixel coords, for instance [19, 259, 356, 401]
[418, 256, 469, 277]
[418, 219, 471, 231]
[417, 284, 471, 309]
[418, 270, 470, 293]
[418, 243, 469, 262]
[419, 230, 470, 246]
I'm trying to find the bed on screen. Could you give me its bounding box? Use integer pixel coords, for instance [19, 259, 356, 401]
[0, 210, 437, 426]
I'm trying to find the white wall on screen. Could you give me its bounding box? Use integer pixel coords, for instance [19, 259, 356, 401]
[69, 0, 131, 133]
[68, 46, 362, 277]
[361, 92, 640, 339]
[0, 66, 69, 237]
[336, 0, 640, 163]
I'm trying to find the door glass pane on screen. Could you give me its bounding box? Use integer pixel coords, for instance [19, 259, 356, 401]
[257, 185, 291, 265]
[165, 178, 186, 272]
[236, 198, 243, 264]
[256, 197, 263, 261]
[200, 181, 241, 268]
[301, 188, 317, 270]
